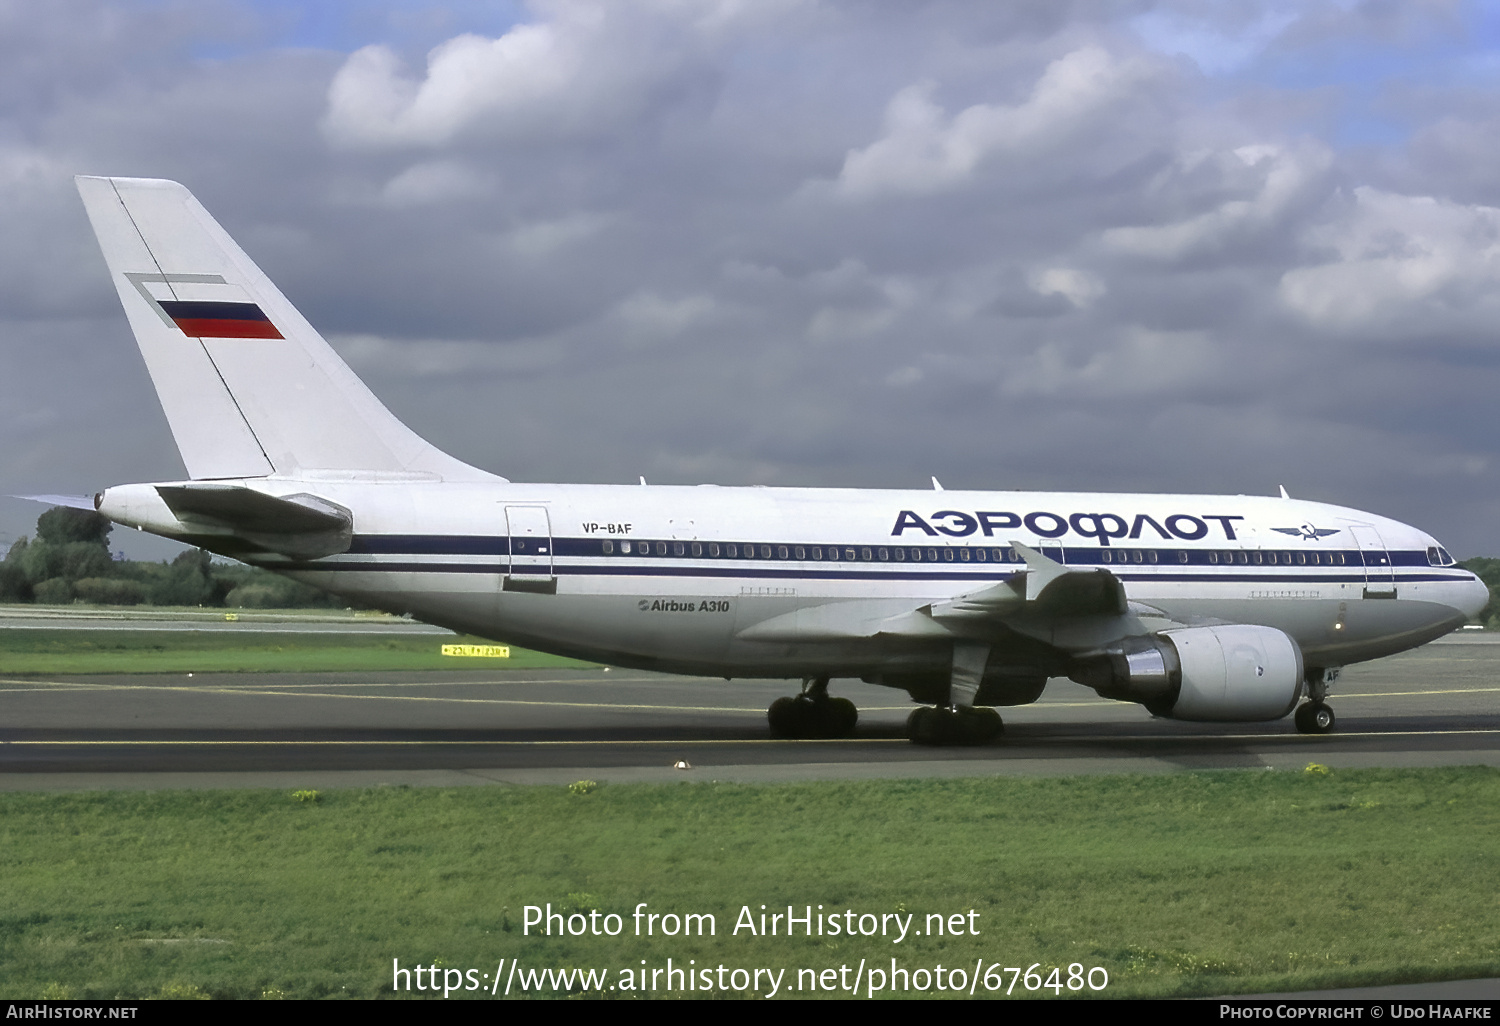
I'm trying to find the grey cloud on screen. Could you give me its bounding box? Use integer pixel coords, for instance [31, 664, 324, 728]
[3, 1, 1500, 558]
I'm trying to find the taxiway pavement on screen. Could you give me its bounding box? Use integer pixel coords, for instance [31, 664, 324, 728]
[2, 635, 1496, 790]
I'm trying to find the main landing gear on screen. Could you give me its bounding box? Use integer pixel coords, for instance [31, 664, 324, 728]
[906, 705, 1003, 746]
[767, 677, 858, 739]
[1293, 667, 1341, 735]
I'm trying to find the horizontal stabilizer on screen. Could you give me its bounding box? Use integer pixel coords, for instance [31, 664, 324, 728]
[155, 484, 352, 559]
[11, 494, 97, 510]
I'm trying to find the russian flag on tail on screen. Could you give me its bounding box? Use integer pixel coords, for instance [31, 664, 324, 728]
[159, 300, 283, 339]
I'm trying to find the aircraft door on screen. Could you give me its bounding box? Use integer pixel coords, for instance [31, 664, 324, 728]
[505, 505, 555, 593]
[1348, 524, 1396, 599]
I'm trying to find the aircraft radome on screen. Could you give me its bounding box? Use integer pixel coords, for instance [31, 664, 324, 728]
[39, 176, 1490, 745]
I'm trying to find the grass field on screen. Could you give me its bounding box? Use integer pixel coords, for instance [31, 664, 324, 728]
[2, 768, 1497, 1000]
[0, 626, 594, 674]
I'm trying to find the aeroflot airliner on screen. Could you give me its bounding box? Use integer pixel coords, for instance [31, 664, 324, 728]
[57, 176, 1489, 745]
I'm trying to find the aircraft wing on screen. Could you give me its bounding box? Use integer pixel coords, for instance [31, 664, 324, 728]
[736, 541, 1151, 646]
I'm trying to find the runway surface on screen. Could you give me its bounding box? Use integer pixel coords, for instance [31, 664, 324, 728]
[2, 634, 1497, 790]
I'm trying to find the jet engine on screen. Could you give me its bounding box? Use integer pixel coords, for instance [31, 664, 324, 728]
[1070, 624, 1303, 722]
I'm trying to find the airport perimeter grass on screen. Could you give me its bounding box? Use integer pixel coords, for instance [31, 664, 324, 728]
[0, 628, 593, 674]
[1, 768, 1497, 1000]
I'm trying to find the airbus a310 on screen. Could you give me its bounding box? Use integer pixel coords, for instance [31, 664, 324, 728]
[47, 176, 1488, 745]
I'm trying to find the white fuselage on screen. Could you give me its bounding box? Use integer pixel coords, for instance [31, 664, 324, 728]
[99, 479, 1489, 684]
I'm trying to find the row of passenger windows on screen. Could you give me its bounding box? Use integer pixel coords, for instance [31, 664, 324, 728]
[598, 540, 1351, 566]
[605, 540, 1022, 563]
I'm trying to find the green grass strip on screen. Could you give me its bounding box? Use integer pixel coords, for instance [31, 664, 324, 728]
[0, 629, 593, 674]
[1, 767, 1497, 999]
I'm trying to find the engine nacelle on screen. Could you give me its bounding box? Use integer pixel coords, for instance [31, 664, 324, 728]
[1072, 625, 1303, 722]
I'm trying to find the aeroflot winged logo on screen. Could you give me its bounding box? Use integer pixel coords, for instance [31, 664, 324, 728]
[124, 271, 284, 339]
[1271, 524, 1341, 541]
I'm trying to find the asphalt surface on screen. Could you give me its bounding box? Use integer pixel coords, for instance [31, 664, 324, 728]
[2, 634, 1496, 789]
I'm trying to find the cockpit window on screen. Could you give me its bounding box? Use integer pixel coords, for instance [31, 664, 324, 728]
[1429, 546, 1458, 567]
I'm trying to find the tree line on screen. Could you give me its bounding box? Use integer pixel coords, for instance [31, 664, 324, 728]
[0, 506, 344, 609]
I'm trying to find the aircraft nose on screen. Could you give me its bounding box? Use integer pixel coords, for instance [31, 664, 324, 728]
[1455, 573, 1492, 621]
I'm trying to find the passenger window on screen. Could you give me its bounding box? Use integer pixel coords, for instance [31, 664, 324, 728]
[911, 548, 922, 561]
[943, 548, 954, 561]
[879, 547, 889, 560]
[811, 547, 821, 560]
[1132, 550, 1143, 564]
[726, 544, 736, 557]
[1178, 550, 1188, 563]
[778, 545, 788, 559]
[1102, 550, 1112, 563]
[846, 548, 858, 561]
[927, 549, 938, 561]
[1252, 551, 1262, 565]
[1266, 552, 1276, 565]
[861, 547, 872, 560]
[759, 545, 770, 559]
[656, 542, 668, 556]
[894, 547, 905, 561]
[1149, 550, 1159, 564]
[1297, 552, 1305, 565]
[1208, 552, 1217, 564]
[621, 540, 632, 554]
[1237, 551, 1248, 564]
[794, 546, 805, 559]
[709, 543, 720, 557]
[975, 548, 986, 562]
[674, 542, 685, 556]
[690, 542, 700, 557]
[959, 548, 970, 562]
[603, 540, 614, 555]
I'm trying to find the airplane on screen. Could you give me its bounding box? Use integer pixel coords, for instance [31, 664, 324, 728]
[54, 175, 1490, 745]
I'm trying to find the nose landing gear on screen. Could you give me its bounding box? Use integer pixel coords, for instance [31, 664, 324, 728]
[1294, 667, 1341, 734]
[767, 677, 858, 739]
[1294, 701, 1336, 734]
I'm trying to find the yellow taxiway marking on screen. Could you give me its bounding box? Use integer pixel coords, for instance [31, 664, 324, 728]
[0, 679, 915, 715]
[5, 729, 1499, 747]
[0, 677, 914, 713]
[2, 738, 909, 746]
[1335, 688, 1500, 698]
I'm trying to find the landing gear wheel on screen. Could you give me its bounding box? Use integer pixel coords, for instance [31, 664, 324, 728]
[907, 706, 1003, 746]
[767, 694, 858, 739]
[963, 707, 1003, 744]
[768, 696, 800, 738]
[1294, 701, 1336, 735]
[907, 706, 943, 745]
[828, 697, 858, 736]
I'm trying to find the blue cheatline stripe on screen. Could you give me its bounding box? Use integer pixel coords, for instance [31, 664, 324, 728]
[280, 557, 1461, 587]
[337, 534, 1459, 571]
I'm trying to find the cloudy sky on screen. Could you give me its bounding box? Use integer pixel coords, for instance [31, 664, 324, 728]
[4, 0, 1500, 558]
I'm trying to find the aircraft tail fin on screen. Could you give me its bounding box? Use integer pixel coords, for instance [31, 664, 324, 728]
[75, 176, 497, 482]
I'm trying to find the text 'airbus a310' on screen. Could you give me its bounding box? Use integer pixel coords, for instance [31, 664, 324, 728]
[48, 176, 1489, 745]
